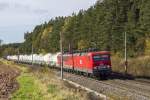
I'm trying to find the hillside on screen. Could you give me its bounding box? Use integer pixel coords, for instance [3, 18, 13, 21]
[1, 0, 150, 57]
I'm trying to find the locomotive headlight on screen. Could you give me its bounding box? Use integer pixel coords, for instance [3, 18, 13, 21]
[107, 65, 111, 68]
[93, 66, 97, 70]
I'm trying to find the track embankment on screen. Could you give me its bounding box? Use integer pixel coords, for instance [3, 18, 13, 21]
[0, 61, 20, 100]
[56, 71, 150, 100]
[8, 61, 150, 100]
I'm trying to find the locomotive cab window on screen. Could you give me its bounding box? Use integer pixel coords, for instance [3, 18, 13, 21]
[93, 55, 110, 61]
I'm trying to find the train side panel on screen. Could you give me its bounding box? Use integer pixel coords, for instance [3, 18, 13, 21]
[57, 53, 93, 73]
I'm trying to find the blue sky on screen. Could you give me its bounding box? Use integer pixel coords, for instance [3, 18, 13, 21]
[0, 0, 97, 44]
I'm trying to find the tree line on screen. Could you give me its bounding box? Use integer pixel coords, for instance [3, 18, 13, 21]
[1, 0, 150, 57]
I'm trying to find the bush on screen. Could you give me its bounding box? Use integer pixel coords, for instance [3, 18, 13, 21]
[112, 56, 150, 77]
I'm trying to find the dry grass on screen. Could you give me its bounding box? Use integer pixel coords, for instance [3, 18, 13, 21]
[0, 59, 103, 100]
[5, 61, 98, 100]
[112, 56, 150, 77]
[30, 66, 94, 100]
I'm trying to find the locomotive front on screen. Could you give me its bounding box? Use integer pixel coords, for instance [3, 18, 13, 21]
[92, 51, 112, 77]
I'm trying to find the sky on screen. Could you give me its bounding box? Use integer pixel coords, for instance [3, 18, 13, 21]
[0, 0, 97, 44]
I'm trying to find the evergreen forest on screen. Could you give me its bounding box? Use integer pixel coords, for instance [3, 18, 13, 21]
[1, 0, 150, 57]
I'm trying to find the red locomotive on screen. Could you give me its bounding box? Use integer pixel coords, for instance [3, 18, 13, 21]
[57, 51, 112, 77]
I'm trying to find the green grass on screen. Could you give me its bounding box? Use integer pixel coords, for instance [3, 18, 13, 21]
[0, 59, 102, 100]
[47, 84, 57, 94]
[12, 74, 44, 100]
[9, 63, 90, 100]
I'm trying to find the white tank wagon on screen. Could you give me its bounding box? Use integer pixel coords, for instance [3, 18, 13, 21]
[7, 56, 11, 60]
[10, 55, 18, 61]
[43, 53, 51, 65]
[32, 54, 38, 64]
[8, 55, 18, 61]
[28, 55, 33, 64]
[18, 55, 31, 64]
[24, 55, 31, 64]
[6, 52, 60, 67]
[39, 54, 45, 65]
[18, 55, 24, 62]
[49, 52, 60, 67]
[23, 55, 29, 63]
[32, 54, 45, 65]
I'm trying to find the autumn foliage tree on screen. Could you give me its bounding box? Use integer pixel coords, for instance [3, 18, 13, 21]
[1, 0, 150, 57]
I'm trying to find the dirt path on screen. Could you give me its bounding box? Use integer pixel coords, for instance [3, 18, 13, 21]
[0, 62, 20, 100]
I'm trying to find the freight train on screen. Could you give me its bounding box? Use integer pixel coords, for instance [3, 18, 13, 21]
[7, 51, 112, 78]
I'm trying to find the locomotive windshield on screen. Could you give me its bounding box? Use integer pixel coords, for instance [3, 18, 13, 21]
[93, 54, 110, 61]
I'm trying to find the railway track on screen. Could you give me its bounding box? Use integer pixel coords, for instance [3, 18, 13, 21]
[135, 78, 150, 84]
[57, 71, 150, 100]
[109, 79, 150, 92]
[106, 79, 150, 98]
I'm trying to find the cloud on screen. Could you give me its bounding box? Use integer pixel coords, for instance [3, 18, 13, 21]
[0, 2, 9, 11]
[14, 3, 30, 10]
[33, 9, 49, 14]
[0, 0, 97, 43]
[12, 3, 48, 15]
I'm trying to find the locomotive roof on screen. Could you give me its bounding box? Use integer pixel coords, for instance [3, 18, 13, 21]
[89, 51, 110, 55]
[62, 51, 110, 56]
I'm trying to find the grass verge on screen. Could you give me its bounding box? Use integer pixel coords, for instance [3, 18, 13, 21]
[5, 62, 95, 100]
[12, 74, 44, 100]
